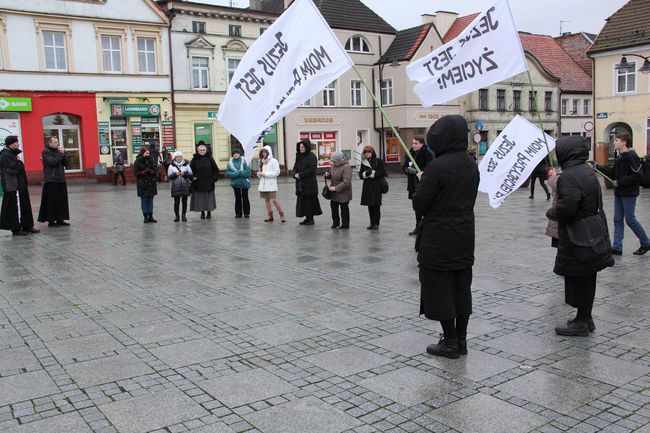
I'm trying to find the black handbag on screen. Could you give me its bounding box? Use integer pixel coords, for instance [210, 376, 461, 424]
[380, 177, 389, 194]
[322, 176, 332, 200]
[566, 183, 611, 263]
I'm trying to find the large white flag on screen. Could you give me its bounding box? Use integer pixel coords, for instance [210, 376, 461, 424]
[478, 115, 555, 209]
[217, 0, 353, 162]
[406, 0, 526, 107]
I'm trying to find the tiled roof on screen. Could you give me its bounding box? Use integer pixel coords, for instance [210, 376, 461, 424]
[259, 0, 396, 34]
[520, 33, 592, 93]
[588, 0, 650, 54]
[379, 24, 432, 64]
[555, 33, 594, 76]
[442, 13, 479, 44]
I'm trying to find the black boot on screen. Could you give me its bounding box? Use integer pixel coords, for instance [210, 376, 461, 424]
[148, 213, 157, 223]
[567, 317, 595, 332]
[182, 213, 187, 222]
[555, 320, 589, 337]
[458, 335, 467, 355]
[143, 213, 150, 223]
[426, 336, 460, 359]
[174, 213, 180, 222]
[206, 211, 212, 219]
[201, 211, 205, 220]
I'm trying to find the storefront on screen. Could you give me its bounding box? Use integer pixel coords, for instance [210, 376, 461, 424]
[95, 95, 174, 168]
[299, 131, 338, 167]
[2, 92, 99, 182]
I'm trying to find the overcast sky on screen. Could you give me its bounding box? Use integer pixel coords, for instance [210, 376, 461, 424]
[194, 0, 628, 36]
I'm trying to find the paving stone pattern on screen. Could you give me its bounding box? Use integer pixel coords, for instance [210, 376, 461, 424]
[0, 176, 649, 433]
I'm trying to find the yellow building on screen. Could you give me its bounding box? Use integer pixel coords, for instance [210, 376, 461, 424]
[588, 0, 650, 159]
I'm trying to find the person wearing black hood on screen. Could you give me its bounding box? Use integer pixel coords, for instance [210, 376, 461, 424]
[37, 136, 70, 227]
[547, 136, 614, 336]
[292, 139, 322, 225]
[190, 144, 219, 219]
[359, 145, 387, 230]
[402, 136, 433, 235]
[0, 136, 39, 235]
[412, 115, 479, 359]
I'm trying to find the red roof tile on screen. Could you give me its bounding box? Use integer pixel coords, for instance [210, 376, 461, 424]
[443, 14, 479, 44]
[520, 33, 592, 93]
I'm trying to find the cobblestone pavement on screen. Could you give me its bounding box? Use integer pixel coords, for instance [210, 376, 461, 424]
[0, 175, 649, 433]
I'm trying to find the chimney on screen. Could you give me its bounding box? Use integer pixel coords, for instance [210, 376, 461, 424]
[421, 14, 435, 25]
[427, 11, 459, 39]
[249, 0, 262, 10]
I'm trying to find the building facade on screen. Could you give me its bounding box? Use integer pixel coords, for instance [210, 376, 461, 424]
[0, 0, 170, 181]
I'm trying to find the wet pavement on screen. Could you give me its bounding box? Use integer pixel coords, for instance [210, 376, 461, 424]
[0, 175, 649, 433]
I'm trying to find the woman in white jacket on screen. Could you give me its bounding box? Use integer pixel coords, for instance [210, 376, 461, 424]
[257, 145, 286, 222]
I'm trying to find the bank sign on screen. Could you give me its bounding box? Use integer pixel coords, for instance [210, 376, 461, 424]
[0, 97, 32, 112]
[111, 104, 160, 117]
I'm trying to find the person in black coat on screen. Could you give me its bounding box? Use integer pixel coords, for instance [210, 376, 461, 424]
[38, 136, 70, 227]
[594, 133, 650, 255]
[134, 147, 158, 223]
[547, 136, 614, 336]
[402, 136, 434, 235]
[359, 145, 387, 230]
[292, 139, 322, 225]
[412, 115, 479, 359]
[529, 158, 551, 200]
[190, 144, 219, 219]
[0, 136, 39, 235]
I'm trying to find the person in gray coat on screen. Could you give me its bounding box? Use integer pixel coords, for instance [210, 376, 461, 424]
[37, 136, 70, 227]
[324, 151, 352, 229]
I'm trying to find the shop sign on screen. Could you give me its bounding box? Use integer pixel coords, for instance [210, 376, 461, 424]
[207, 112, 218, 119]
[111, 104, 160, 117]
[385, 129, 399, 163]
[141, 117, 159, 125]
[0, 97, 32, 112]
[98, 122, 110, 155]
[415, 111, 443, 122]
[131, 122, 142, 152]
[161, 121, 175, 151]
[110, 117, 127, 127]
[596, 112, 608, 119]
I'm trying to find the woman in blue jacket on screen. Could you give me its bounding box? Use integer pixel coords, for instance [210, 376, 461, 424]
[226, 148, 251, 218]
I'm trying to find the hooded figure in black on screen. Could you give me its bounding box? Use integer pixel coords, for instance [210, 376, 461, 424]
[546, 136, 614, 336]
[292, 139, 322, 225]
[412, 115, 479, 359]
[0, 136, 39, 235]
[359, 145, 387, 230]
[402, 135, 434, 235]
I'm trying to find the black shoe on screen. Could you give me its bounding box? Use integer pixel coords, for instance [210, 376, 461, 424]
[144, 214, 150, 223]
[303, 219, 314, 225]
[369, 225, 379, 230]
[148, 213, 157, 223]
[206, 212, 212, 219]
[26, 228, 40, 234]
[633, 245, 650, 255]
[12, 230, 29, 236]
[174, 214, 180, 222]
[529, 195, 534, 199]
[48, 221, 59, 227]
[182, 214, 187, 222]
[458, 336, 467, 355]
[567, 318, 596, 332]
[408, 229, 418, 236]
[611, 249, 622, 255]
[555, 320, 589, 337]
[366, 224, 374, 230]
[200, 212, 205, 220]
[235, 215, 243, 219]
[299, 218, 309, 225]
[57, 221, 70, 226]
[426, 336, 460, 359]
[244, 215, 250, 218]
[331, 223, 340, 229]
[339, 224, 349, 229]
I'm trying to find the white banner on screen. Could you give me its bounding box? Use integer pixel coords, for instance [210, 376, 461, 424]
[478, 115, 555, 209]
[406, 0, 526, 107]
[217, 0, 353, 162]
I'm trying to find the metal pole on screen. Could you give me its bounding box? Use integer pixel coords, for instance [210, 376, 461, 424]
[526, 70, 555, 168]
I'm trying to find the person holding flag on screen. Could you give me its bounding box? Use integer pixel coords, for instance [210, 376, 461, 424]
[413, 116, 479, 359]
[402, 136, 433, 236]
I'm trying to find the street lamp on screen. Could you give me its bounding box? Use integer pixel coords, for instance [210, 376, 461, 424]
[377, 58, 400, 160]
[615, 54, 650, 74]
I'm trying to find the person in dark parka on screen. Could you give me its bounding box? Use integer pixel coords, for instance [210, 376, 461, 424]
[0, 136, 39, 235]
[402, 135, 434, 235]
[359, 145, 387, 230]
[529, 157, 551, 200]
[547, 136, 614, 336]
[292, 139, 322, 225]
[38, 136, 70, 226]
[134, 147, 158, 223]
[412, 115, 479, 359]
[190, 144, 219, 219]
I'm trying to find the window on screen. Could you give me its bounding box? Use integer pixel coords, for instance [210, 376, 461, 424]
[229, 25, 241, 37]
[227, 58, 240, 83]
[42, 114, 82, 171]
[572, 99, 579, 115]
[300, 131, 337, 166]
[545, 91, 553, 112]
[479, 89, 488, 110]
[137, 37, 156, 73]
[192, 21, 206, 33]
[616, 62, 636, 93]
[583, 99, 591, 116]
[345, 35, 370, 53]
[301, 98, 312, 107]
[323, 81, 336, 107]
[529, 91, 537, 112]
[350, 80, 363, 107]
[561, 98, 568, 115]
[110, 117, 128, 166]
[513, 90, 522, 111]
[43, 30, 67, 71]
[101, 35, 122, 73]
[192, 56, 209, 89]
[380, 78, 393, 105]
[496, 89, 505, 111]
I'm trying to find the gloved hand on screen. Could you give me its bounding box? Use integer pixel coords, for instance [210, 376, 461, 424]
[405, 167, 417, 175]
[362, 171, 370, 179]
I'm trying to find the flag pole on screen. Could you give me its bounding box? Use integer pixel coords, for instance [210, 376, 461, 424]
[351, 64, 421, 172]
[593, 166, 614, 183]
[526, 70, 555, 169]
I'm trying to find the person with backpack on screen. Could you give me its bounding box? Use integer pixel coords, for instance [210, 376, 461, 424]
[594, 133, 650, 256]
